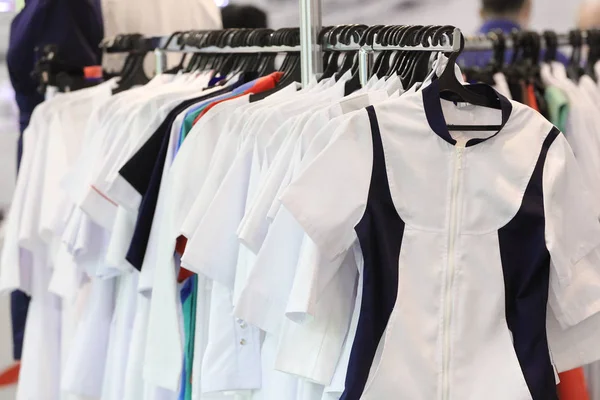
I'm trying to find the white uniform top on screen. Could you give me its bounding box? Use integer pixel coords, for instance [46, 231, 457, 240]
[541, 62, 600, 208]
[4, 82, 115, 400]
[8, 101, 60, 400]
[169, 78, 342, 393]
[281, 83, 600, 399]
[80, 74, 215, 230]
[210, 89, 389, 400]
[143, 95, 253, 392]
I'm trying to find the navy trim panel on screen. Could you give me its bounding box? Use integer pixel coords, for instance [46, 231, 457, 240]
[341, 106, 406, 400]
[422, 80, 513, 147]
[497, 127, 561, 400]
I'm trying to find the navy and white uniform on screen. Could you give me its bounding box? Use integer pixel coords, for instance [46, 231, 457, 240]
[282, 80, 600, 400]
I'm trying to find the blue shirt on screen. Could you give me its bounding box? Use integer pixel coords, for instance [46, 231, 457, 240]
[459, 19, 569, 68]
[176, 78, 259, 150]
[7, 0, 104, 129]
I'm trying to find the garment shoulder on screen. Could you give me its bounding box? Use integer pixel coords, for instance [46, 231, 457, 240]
[510, 100, 557, 134]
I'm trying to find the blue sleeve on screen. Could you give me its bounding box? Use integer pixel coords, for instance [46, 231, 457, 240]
[7, 0, 104, 114]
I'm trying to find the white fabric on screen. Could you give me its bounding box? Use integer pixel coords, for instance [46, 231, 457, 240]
[493, 72, 513, 100]
[1, 82, 116, 400]
[8, 51, 600, 400]
[281, 91, 600, 398]
[143, 96, 252, 392]
[542, 62, 600, 207]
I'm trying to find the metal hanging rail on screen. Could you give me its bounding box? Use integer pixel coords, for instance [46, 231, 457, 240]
[108, 21, 590, 86]
[322, 28, 463, 87]
[461, 31, 588, 51]
[156, 40, 301, 54]
[300, 0, 323, 86]
[142, 32, 302, 75]
[324, 28, 463, 53]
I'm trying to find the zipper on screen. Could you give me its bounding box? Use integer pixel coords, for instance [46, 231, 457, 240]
[442, 145, 464, 400]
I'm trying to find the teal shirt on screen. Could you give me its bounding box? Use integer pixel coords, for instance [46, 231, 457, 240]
[545, 86, 569, 133]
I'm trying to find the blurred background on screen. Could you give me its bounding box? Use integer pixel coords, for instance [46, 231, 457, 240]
[0, 0, 592, 398]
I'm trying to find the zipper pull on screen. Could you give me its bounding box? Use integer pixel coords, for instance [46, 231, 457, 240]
[456, 147, 464, 170]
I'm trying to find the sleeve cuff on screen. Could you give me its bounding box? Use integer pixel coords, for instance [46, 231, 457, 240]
[78, 186, 117, 231]
[280, 192, 356, 263]
[550, 246, 600, 328]
[233, 286, 284, 334]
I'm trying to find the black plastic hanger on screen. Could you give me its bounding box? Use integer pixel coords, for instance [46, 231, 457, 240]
[543, 30, 558, 63]
[567, 29, 584, 81]
[246, 29, 273, 75]
[392, 26, 418, 82]
[185, 32, 206, 73]
[113, 34, 151, 93]
[584, 30, 600, 80]
[162, 31, 188, 74]
[388, 26, 411, 76]
[250, 28, 302, 102]
[218, 30, 248, 77]
[282, 28, 302, 83]
[398, 25, 437, 88]
[334, 25, 359, 80]
[491, 30, 506, 72]
[341, 25, 368, 94]
[502, 31, 524, 79]
[406, 25, 442, 89]
[318, 27, 334, 72]
[320, 25, 347, 80]
[527, 31, 542, 76]
[396, 25, 428, 81]
[372, 25, 400, 78]
[433, 28, 503, 130]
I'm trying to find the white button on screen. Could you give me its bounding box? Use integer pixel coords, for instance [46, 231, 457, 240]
[239, 321, 247, 329]
[240, 339, 247, 346]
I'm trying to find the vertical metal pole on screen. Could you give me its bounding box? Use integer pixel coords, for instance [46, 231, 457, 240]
[358, 47, 374, 87]
[154, 48, 167, 75]
[300, 0, 322, 87]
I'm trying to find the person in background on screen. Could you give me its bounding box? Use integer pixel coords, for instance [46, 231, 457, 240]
[578, 0, 600, 30]
[461, 0, 568, 67]
[7, 0, 104, 164]
[479, 0, 532, 36]
[221, 4, 268, 29]
[5, 0, 104, 374]
[459, 0, 531, 67]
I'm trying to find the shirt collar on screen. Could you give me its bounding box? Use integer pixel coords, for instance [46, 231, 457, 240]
[478, 19, 521, 34]
[421, 79, 513, 148]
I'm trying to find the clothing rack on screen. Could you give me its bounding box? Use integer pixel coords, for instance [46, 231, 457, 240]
[316, 26, 597, 86]
[103, 29, 303, 75]
[155, 30, 302, 53]
[296, 0, 599, 84]
[462, 30, 590, 51]
[321, 26, 463, 86]
[100, 34, 160, 54]
[103, 24, 595, 87]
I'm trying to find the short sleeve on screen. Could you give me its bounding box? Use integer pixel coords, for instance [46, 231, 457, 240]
[285, 235, 350, 322]
[544, 134, 600, 329]
[274, 250, 358, 385]
[181, 136, 255, 288]
[280, 112, 373, 261]
[233, 205, 306, 333]
[237, 132, 300, 254]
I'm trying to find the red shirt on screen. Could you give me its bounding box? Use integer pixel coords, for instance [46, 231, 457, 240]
[177, 71, 284, 283]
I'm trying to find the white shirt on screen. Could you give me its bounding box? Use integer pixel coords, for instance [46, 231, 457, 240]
[541, 62, 600, 208]
[2, 84, 117, 400]
[144, 95, 253, 393]
[281, 84, 600, 399]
